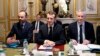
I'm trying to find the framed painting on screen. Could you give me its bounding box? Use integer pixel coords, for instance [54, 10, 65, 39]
[85, 0, 97, 14]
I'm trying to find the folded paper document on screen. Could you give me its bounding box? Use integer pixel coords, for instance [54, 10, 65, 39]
[38, 45, 53, 50]
[88, 44, 100, 53]
[88, 44, 100, 49]
[73, 44, 100, 52]
[73, 44, 90, 51]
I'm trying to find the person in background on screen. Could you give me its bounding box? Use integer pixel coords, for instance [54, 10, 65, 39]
[67, 10, 95, 45]
[31, 14, 44, 42]
[35, 11, 66, 47]
[96, 25, 100, 45]
[7, 10, 33, 47]
[31, 14, 44, 32]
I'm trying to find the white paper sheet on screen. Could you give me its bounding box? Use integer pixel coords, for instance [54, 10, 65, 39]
[88, 44, 100, 49]
[38, 45, 53, 50]
[32, 49, 53, 56]
[73, 44, 90, 51]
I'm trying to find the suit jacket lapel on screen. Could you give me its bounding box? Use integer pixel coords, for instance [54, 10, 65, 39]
[74, 22, 78, 40]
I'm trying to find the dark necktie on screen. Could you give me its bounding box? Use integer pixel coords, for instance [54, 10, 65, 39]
[49, 27, 52, 38]
[80, 25, 83, 43]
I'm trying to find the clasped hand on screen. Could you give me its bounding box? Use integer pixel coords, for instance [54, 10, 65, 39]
[43, 40, 55, 47]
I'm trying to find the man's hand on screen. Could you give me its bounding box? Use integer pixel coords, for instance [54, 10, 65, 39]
[82, 39, 90, 45]
[7, 37, 19, 44]
[71, 39, 78, 45]
[44, 40, 55, 47]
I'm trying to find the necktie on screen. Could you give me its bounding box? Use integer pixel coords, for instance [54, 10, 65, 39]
[35, 22, 38, 30]
[21, 24, 24, 29]
[49, 27, 52, 38]
[80, 25, 83, 43]
[22, 24, 24, 29]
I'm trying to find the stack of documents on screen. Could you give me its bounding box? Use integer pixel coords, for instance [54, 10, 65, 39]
[73, 44, 100, 52]
[88, 44, 100, 49]
[73, 44, 90, 51]
[73, 44, 100, 50]
[88, 44, 100, 53]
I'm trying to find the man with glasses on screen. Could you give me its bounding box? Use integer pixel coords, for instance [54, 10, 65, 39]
[7, 10, 33, 47]
[67, 10, 95, 45]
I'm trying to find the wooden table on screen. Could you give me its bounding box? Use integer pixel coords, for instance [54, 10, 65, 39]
[3, 43, 100, 56]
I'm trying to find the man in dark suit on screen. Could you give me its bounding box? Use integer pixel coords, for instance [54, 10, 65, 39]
[67, 10, 95, 45]
[31, 14, 44, 42]
[35, 11, 66, 47]
[96, 26, 100, 44]
[7, 10, 33, 47]
[31, 14, 44, 32]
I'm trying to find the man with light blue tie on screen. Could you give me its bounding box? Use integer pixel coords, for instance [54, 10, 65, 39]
[67, 10, 95, 45]
[7, 10, 33, 47]
[31, 14, 44, 32]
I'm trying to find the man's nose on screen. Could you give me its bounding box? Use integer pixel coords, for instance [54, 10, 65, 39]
[48, 18, 51, 21]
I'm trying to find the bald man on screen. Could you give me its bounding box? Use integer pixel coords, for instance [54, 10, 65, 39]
[7, 10, 33, 47]
[67, 10, 95, 45]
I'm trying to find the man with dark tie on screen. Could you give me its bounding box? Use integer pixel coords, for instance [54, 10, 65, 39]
[67, 10, 95, 45]
[35, 11, 66, 50]
[7, 10, 33, 47]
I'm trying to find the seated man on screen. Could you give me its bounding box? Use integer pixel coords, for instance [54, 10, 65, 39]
[35, 11, 66, 50]
[31, 14, 44, 42]
[7, 10, 33, 47]
[96, 26, 100, 45]
[67, 10, 95, 45]
[31, 14, 44, 33]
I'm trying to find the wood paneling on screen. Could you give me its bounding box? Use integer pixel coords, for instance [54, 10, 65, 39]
[0, 0, 5, 19]
[0, 22, 6, 42]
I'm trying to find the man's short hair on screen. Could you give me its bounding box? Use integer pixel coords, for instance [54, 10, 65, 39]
[46, 11, 56, 18]
[19, 10, 28, 17]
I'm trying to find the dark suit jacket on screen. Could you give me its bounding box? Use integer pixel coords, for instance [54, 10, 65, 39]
[96, 26, 100, 44]
[67, 21, 95, 43]
[7, 21, 33, 46]
[55, 20, 62, 25]
[35, 23, 66, 45]
[31, 21, 44, 30]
